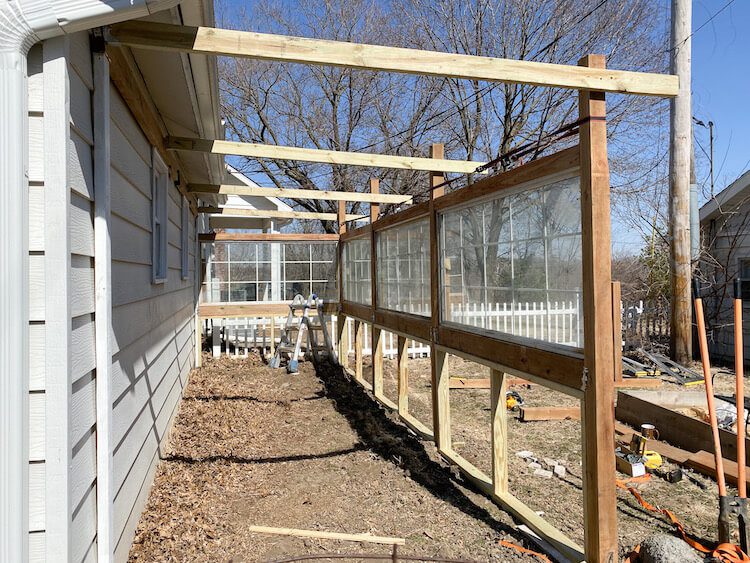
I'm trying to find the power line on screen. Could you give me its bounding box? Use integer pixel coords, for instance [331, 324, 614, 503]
[669, 0, 736, 52]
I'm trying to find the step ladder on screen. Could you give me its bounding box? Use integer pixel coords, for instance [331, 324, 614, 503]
[269, 293, 337, 373]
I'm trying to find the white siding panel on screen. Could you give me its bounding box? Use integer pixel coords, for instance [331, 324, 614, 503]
[111, 286, 193, 355]
[71, 483, 97, 563]
[29, 463, 45, 531]
[70, 69, 93, 145]
[71, 254, 95, 317]
[29, 115, 45, 182]
[111, 215, 151, 266]
[29, 323, 45, 391]
[71, 314, 96, 381]
[111, 167, 152, 232]
[70, 129, 94, 200]
[112, 261, 192, 308]
[71, 429, 96, 516]
[110, 120, 150, 196]
[70, 193, 94, 257]
[29, 184, 45, 252]
[71, 371, 96, 447]
[29, 254, 45, 321]
[29, 531, 45, 563]
[68, 32, 92, 88]
[29, 393, 45, 462]
[110, 85, 152, 165]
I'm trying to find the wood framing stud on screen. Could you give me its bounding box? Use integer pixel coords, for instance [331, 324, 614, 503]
[397, 336, 409, 414]
[108, 21, 679, 97]
[434, 350, 452, 452]
[198, 206, 365, 222]
[612, 281, 623, 383]
[188, 183, 412, 204]
[578, 54, 617, 563]
[168, 136, 485, 173]
[354, 320, 364, 383]
[199, 232, 338, 242]
[491, 370, 508, 496]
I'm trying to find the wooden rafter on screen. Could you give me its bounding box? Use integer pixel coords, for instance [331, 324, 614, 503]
[198, 206, 365, 222]
[107, 21, 679, 97]
[168, 137, 484, 173]
[188, 183, 412, 204]
[198, 232, 338, 242]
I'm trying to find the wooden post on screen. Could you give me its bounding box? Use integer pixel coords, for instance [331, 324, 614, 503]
[337, 201, 347, 366]
[669, 0, 693, 364]
[354, 319, 364, 382]
[491, 369, 508, 496]
[578, 54, 617, 563]
[612, 281, 623, 382]
[269, 315, 276, 357]
[369, 178, 383, 398]
[429, 143, 447, 445]
[397, 335, 409, 414]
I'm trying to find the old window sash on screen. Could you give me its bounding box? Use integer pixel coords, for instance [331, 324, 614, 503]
[151, 148, 169, 283]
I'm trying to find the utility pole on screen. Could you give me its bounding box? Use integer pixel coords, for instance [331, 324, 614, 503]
[669, 0, 692, 364]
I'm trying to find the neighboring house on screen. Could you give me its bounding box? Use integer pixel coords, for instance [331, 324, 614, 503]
[699, 170, 750, 367]
[0, 1, 281, 561]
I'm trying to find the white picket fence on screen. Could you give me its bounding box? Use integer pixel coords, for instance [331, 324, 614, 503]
[210, 298, 582, 358]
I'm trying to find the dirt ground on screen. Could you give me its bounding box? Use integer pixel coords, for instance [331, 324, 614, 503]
[128, 353, 535, 562]
[129, 347, 741, 562]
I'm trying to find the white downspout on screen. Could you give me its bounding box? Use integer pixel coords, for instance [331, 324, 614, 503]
[0, 2, 182, 561]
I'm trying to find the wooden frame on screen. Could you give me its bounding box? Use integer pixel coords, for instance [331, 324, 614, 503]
[169, 136, 485, 173]
[188, 183, 412, 204]
[337, 119, 611, 558]
[198, 206, 365, 222]
[107, 21, 678, 97]
[199, 232, 339, 242]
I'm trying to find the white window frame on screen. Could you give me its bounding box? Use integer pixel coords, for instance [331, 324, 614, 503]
[181, 198, 190, 280]
[151, 148, 169, 284]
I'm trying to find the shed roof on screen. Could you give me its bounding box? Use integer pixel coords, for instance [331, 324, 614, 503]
[700, 170, 750, 223]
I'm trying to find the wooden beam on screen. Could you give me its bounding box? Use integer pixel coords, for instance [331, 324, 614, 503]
[449, 377, 491, 389]
[198, 206, 365, 222]
[354, 320, 364, 383]
[491, 370, 508, 496]
[246, 525, 404, 546]
[108, 21, 679, 97]
[434, 349, 451, 452]
[397, 335, 409, 415]
[520, 407, 581, 422]
[168, 136, 485, 174]
[199, 302, 336, 318]
[578, 54, 617, 563]
[199, 232, 338, 242]
[188, 183, 412, 204]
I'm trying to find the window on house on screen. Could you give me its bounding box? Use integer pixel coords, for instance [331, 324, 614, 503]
[181, 198, 190, 280]
[740, 258, 750, 280]
[151, 149, 169, 283]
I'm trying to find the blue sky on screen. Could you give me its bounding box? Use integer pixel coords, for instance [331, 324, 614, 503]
[692, 0, 750, 194]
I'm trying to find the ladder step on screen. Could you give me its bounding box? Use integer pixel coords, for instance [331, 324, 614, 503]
[278, 345, 296, 352]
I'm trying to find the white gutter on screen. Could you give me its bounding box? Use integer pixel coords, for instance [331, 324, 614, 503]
[0, 2, 180, 561]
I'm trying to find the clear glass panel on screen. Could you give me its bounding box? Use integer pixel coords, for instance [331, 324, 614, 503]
[342, 237, 371, 305]
[202, 241, 337, 303]
[439, 175, 582, 348]
[375, 218, 430, 316]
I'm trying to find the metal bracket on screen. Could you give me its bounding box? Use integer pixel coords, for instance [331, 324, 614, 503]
[581, 367, 589, 392]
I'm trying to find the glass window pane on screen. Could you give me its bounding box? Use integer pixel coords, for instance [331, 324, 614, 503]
[230, 262, 256, 282]
[230, 243, 256, 261]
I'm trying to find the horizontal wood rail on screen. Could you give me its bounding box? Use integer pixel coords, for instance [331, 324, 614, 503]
[199, 232, 339, 242]
[188, 183, 412, 204]
[108, 21, 678, 97]
[371, 201, 430, 232]
[199, 302, 338, 318]
[339, 224, 371, 243]
[433, 146, 580, 212]
[168, 136, 485, 173]
[198, 206, 365, 222]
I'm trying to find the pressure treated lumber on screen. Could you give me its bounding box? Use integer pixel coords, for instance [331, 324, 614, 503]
[199, 232, 338, 242]
[247, 525, 405, 545]
[188, 183, 412, 204]
[108, 21, 679, 97]
[169, 136, 484, 173]
[520, 407, 581, 422]
[397, 335, 408, 414]
[491, 370, 509, 495]
[685, 450, 750, 489]
[449, 377, 491, 389]
[198, 206, 365, 222]
[616, 433, 692, 464]
[578, 54, 617, 562]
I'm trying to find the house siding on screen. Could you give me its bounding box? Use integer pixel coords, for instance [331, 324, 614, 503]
[108, 80, 196, 562]
[702, 196, 750, 367]
[27, 30, 197, 562]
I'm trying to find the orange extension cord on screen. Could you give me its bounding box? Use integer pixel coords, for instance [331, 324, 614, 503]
[617, 475, 750, 563]
[497, 539, 551, 562]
